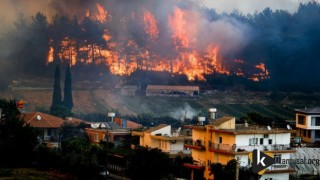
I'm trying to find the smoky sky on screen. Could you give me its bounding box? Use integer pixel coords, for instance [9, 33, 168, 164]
[0, 0, 251, 55]
[201, 0, 318, 14]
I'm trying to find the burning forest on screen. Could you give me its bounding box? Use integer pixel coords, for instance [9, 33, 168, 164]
[1, 0, 320, 91]
[44, 0, 269, 82]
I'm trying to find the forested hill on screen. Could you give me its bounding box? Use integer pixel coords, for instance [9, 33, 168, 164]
[0, 1, 320, 91]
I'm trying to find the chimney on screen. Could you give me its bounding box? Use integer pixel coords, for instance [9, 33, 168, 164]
[198, 117, 206, 126]
[208, 108, 217, 120]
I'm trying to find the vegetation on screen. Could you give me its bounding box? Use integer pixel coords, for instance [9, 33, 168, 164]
[63, 65, 73, 110]
[51, 65, 62, 110]
[0, 99, 39, 167]
[210, 159, 260, 180]
[50, 64, 73, 118]
[0, 1, 320, 91]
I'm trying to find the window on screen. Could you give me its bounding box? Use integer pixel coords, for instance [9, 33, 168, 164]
[316, 130, 320, 138]
[303, 129, 307, 137]
[219, 137, 222, 143]
[94, 133, 99, 142]
[249, 138, 258, 145]
[311, 117, 320, 126]
[298, 115, 306, 125]
[260, 138, 264, 145]
[47, 129, 52, 136]
[274, 154, 282, 164]
[263, 134, 269, 138]
[308, 130, 311, 138]
[268, 139, 272, 144]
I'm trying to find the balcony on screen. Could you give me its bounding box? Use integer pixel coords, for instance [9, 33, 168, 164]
[265, 164, 295, 174]
[184, 140, 205, 150]
[208, 142, 295, 154]
[183, 160, 205, 170]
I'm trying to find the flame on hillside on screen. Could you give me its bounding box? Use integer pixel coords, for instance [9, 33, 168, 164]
[47, 2, 269, 81]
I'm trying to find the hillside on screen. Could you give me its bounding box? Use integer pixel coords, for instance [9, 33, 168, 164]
[2, 80, 320, 121]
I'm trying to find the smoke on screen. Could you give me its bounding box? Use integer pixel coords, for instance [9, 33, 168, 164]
[201, 0, 317, 14]
[169, 103, 200, 121]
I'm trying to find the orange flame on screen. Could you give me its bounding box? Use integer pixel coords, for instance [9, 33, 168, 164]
[47, 46, 54, 64]
[143, 11, 159, 39]
[46, 4, 268, 82]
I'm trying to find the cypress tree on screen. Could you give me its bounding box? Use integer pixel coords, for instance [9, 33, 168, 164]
[51, 65, 62, 110]
[63, 65, 73, 110]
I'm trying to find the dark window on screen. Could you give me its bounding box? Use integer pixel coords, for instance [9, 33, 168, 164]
[268, 139, 272, 144]
[263, 134, 269, 138]
[315, 130, 320, 138]
[312, 117, 320, 126]
[298, 115, 306, 125]
[316, 117, 320, 126]
[260, 138, 264, 145]
[219, 137, 222, 143]
[47, 129, 52, 136]
[303, 129, 307, 137]
[308, 130, 311, 138]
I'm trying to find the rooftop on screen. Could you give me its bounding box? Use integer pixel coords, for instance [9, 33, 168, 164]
[146, 85, 199, 91]
[144, 124, 169, 133]
[211, 124, 295, 134]
[22, 112, 85, 128]
[211, 116, 234, 126]
[185, 123, 294, 134]
[295, 107, 320, 114]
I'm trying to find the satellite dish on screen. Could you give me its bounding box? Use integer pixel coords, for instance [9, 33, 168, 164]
[36, 115, 41, 120]
[267, 126, 271, 130]
[287, 124, 291, 130]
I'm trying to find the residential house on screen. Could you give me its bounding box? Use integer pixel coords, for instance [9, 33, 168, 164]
[295, 107, 320, 143]
[132, 124, 192, 157]
[22, 112, 85, 147]
[184, 116, 296, 180]
[85, 119, 138, 146]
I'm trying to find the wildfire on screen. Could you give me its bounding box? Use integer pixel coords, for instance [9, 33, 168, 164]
[46, 3, 269, 82]
[47, 46, 54, 64]
[143, 11, 159, 39]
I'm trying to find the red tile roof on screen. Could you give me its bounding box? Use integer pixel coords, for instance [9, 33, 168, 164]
[21, 112, 85, 128]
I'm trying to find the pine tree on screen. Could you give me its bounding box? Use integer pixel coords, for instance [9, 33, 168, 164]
[63, 65, 73, 110]
[51, 65, 62, 110]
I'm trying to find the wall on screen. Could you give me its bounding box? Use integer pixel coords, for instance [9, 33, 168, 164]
[260, 173, 289, 180]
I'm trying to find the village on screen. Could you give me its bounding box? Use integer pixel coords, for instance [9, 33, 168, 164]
[1, 0, 320, 180]
[1, 85, 320, 180]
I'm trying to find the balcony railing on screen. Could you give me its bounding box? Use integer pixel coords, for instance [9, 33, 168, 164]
[208, 142, 293, 153]
[184, 140, 205, 150]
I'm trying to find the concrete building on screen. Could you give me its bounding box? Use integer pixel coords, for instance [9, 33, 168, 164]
[146, 85, 199, 97]
[120, 85, 138, 97]
[132, 124, 192, 157]
[86, 122, 131, 147]
[295, 107, 320, 143]
[184, 115, 296, 180]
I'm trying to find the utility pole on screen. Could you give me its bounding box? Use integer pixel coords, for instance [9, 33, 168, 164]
[235, 157, 240, 180]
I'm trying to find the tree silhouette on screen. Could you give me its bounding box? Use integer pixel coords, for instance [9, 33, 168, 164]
[63, 65, 73, 110]
[51, 65, 62, 111]
[0, 99, 39, 167]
